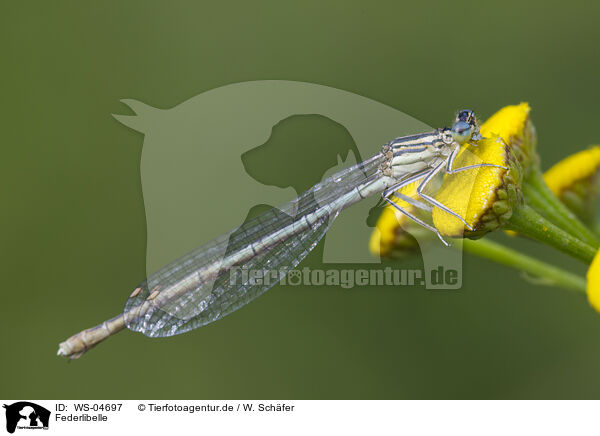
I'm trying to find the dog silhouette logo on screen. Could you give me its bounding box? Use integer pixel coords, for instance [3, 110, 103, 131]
[113, 80, 465, 294]
[3, 402, 50, 433]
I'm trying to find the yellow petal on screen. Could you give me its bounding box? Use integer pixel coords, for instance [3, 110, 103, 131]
[481, 103, 531, 145]
[543, 146, 600, 196]
[586, 248, 600, 313]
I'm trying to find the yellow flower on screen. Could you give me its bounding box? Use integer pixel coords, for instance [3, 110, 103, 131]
[432, 104, 530, 237]
[543, 146, 600, 224]
[587, 248, 600, 313]
[371, 104, 532, 253]
[544, 146, 600, 195]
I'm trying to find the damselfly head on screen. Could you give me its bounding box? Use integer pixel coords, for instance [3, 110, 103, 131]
[451, 109, 482, 145]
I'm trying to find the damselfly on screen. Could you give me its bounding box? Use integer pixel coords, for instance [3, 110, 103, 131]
[57, 110, 505, 359]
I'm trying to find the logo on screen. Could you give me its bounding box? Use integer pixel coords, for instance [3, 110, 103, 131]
[3, 402, 50, 433]
[113, 80, 467, 296]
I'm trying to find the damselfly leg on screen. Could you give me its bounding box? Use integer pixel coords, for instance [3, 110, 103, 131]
[416, 161, 474, 231]
[444, 144, 509, 175]
[382, 170, 450, 246]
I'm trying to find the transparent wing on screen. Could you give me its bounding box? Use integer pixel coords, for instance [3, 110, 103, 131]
[123, 152, 386, 337]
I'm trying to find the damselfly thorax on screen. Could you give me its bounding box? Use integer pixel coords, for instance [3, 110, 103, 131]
[381, 128, 454, 179]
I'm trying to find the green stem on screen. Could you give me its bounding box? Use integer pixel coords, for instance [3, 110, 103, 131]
[505, 204, 596, 263]
[524, 169, 600, 248]
[462, 238, 586, 293]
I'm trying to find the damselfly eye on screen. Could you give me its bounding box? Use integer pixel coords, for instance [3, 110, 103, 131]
[450, 120, 473, 145]
[457, 110, 476, 124]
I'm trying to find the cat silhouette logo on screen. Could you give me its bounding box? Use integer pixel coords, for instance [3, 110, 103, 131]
[3, 402, 50, 433]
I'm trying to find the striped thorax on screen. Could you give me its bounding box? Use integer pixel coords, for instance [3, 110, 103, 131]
[381, 128, 455, 179]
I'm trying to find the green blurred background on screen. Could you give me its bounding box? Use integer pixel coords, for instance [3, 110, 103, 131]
[2, 1, 600, 399]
